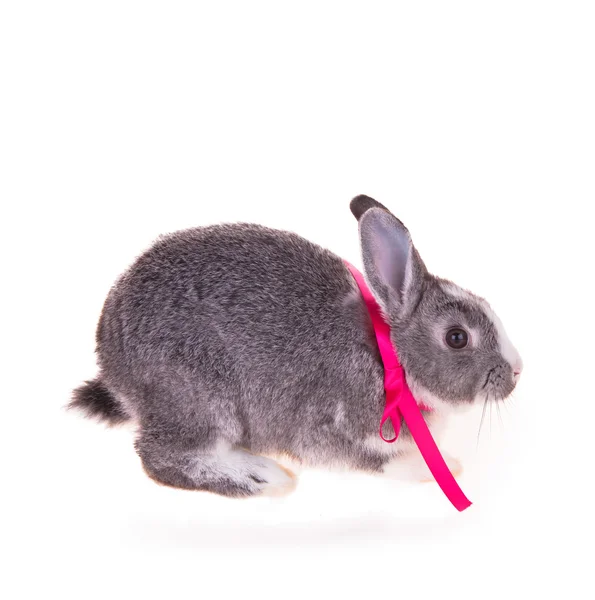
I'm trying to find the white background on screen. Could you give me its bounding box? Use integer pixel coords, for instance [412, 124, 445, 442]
[1, 2, 594, 599]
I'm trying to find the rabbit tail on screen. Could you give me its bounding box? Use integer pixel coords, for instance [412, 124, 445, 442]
[69, 379, 131, 425]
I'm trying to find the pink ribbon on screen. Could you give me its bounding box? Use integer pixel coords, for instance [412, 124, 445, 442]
[345, 261, 472, 512]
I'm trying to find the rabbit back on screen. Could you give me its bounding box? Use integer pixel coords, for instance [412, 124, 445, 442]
[96, 223, 387, 467]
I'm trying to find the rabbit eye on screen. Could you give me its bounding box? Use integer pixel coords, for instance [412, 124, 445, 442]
[446, 328, 468, 349]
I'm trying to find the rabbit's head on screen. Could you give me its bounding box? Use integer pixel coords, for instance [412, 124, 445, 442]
[351, 195, 523, 409]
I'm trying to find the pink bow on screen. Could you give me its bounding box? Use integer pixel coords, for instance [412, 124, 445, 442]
[345, 261, 472, 512]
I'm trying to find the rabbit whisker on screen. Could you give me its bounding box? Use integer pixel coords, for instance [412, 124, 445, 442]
[501, 397, 512, 417]
[477, 395, 489, 448]
[482, 368, 495, 390]
[495, 396, 503, 428]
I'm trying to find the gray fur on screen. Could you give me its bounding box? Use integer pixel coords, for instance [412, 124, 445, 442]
[71, 196, 519, 496]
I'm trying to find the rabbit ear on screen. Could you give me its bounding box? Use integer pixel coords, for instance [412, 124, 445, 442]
[350, 194, 391, 220]
[351, 196, 427, 312]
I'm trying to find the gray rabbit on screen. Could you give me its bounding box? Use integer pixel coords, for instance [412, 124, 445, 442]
[71, 195, 522, 496]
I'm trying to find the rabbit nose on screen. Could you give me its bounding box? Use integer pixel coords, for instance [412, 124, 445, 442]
[513, 366, 522, 382]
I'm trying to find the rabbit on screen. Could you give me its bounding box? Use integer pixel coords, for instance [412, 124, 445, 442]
[70, 195, 523, 497]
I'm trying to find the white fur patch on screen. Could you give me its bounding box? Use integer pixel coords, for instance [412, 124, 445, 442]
[406, 379, 450, 412]
[483, 305, 523, 377]
[195, 441, 295, 495]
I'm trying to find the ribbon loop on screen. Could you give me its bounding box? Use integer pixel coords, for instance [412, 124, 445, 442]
[379, 409, 401, 443]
